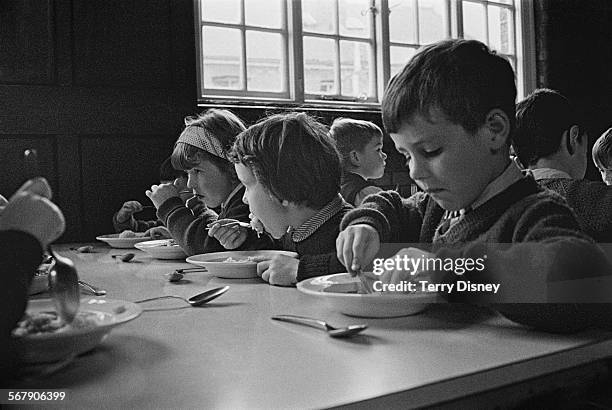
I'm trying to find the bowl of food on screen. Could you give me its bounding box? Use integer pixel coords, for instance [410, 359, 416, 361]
[96, 231, 148, 248]
[186, 250, 298, 279]
[297, 273, 438, 318]
[134, 239, 186, 260]
[12, 298, 141, 363]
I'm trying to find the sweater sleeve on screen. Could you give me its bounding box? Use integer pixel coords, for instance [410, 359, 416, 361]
[1, 230, 43, 381]
[112, 213, 164, 233]
[157, 196, 225, 256]
[340, 190, 426, 242]
[435, 195, 612, 333]
[297, 252, 346, 282]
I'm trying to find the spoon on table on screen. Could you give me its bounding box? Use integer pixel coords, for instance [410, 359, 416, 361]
[272, 315, 367, 338]
[47, 247, 80, 324]
[134, 286, 230, 307]
[78, 280, 107, 296]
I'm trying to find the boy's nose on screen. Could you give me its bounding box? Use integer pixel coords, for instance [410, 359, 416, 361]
[242, 193, 249, 205]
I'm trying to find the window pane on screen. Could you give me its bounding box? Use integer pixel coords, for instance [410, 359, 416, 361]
[302, 0, 335, 34]
[303, 37, 336, 94]
[389, 0, 417, 44]
[245, 0, 282, 28]
[463, 1, 486, 43]
[340, 41, 373, 97]
[390, 46, 416, 77]
[419, 0, 447, 44]
[202, 27, 242, 90]
[201, 0, 240, 24]
[246, 31, 285, 92]
[339, 0, 370, 38]
[488, 5, 514, 54]
[490, 0, 512, 4]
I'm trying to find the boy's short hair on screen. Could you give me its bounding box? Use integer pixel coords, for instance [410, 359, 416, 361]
[159, 157, 185, 182]
[514, 88, 580, 167]
[382, 39, 516, 136]
[231, 112, 341, 209]
[330, 118, 383, 165]
[171, 109, 245, 177]
[593, 128, 612, 170]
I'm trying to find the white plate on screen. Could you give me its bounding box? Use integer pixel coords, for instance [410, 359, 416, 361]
[12, 298, 142, 363]
[96, 233, 148, 248]
[134, 239, 186, 260]
[186, 250, 298, 279]
[297, 273, 437, 318]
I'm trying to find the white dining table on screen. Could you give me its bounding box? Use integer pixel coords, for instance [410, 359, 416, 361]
[10, 243, 612, 409]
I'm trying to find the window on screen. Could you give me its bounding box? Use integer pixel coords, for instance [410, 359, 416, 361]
[195, 0, 534, 107]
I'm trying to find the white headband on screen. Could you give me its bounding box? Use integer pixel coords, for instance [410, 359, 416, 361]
[176, 125, 229, 161]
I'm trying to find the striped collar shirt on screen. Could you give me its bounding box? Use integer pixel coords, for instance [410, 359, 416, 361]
[291, 194, 345, 243]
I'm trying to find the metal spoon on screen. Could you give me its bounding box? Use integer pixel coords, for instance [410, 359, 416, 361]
[134, 286, 229, 307]
[47, 247, 80, 324]
[272, 315, 367, 338]
[78, 280, 107, 296]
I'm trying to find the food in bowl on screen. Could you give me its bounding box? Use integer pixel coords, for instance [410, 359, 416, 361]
[12, 311, 98, 337]
[118, 230, 146, 239]
[223, 256, 257, 263]
[154, 239, 178, 247]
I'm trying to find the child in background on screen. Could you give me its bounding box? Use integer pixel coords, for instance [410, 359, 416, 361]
[592, 127, 612, 185]
[337, 39, 612, 333]
[215, 112, 353, 286]
[113, 157, 193, 238]
[146, 109, 272, 255]
[330, 118, 387, 206]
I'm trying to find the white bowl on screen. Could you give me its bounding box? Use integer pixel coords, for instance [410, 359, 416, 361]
[13, 298, 141, 363]
[186, 250, 299, 279]
[96, 233, 148, 248]
[134, 239, 186, 260]
[297, 273, 437, 318]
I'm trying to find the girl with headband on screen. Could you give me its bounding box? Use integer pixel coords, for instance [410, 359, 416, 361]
[146, 109, 272, 255]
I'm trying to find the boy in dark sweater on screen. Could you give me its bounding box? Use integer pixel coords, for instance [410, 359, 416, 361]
[330, 118, 387, 206]
[593, 127, 612, 185]
[514, 88, 612, 242]
[221, 112, 352, 286]
[337, 40, 612, 333]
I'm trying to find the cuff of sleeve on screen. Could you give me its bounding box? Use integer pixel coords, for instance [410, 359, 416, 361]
[157, 197, 186, 225]
[340, 209, 390, 242]
[296, 256, 327, 282]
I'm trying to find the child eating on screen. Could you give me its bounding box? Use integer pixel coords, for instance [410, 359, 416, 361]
[336, 39, 612, 333]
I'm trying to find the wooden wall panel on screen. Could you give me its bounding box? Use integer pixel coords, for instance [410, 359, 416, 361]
[0, 0, 55, 84]
[79, 136, 175, 240]
[0, 137, 56, 197]
[72, 0, 173, 87]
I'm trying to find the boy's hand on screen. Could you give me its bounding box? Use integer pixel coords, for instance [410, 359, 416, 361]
[377, 248, 438, 286]
[208, 219, 248, 249]
[116, 200, 143, 223]
[0, 191, 65, 248]
[146, 183, 179, 209]
[0, 194, 8, 214]
[15, 177, 53, 199]
[254, 255, 299, 286]
[144, 226, 172, 240]
[336, 224, 380, 275]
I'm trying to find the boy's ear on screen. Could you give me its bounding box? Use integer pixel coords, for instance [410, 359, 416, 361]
[482, 109, 510, 151]
[349, 150, 361, 167]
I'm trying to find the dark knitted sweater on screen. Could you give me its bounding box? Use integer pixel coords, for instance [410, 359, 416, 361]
[538, 178, 612, 242]
[277, 202, 353, 282]
[341, 172, 371, 206]
[1, 230, 43, 384]
[341, 176, 612, 333]
[157, 185, 274, 256]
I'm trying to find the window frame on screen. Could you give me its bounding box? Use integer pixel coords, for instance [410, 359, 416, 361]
[195, 0, 536, 109]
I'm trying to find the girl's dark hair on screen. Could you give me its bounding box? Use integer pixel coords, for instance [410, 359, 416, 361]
[231, 112, 341, 209]
[382, 39, 516, 137]
[171, 109, 246, 178]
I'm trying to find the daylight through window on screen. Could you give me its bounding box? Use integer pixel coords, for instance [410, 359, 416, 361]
[196, 0, 533, 106]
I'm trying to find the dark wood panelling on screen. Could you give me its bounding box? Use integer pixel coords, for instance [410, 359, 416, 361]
[72, 0, 173, 87]
[79, 136, 175, 240]
[0, 0, 55, 84]
[0, 137, 56, 197]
